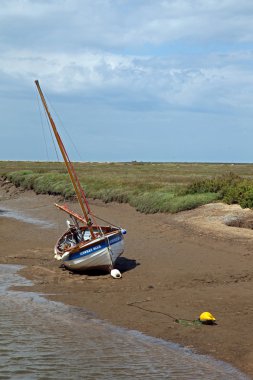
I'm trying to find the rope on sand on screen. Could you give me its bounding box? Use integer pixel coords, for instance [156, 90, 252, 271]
[127, 299, 202, 327]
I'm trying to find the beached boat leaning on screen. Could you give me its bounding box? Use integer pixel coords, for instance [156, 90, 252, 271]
[35, 80, 126, 274]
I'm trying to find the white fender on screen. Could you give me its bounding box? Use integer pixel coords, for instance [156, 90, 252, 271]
[54, 253, 62, 261]
[54, 251, 70, 261]
[110, 269, 122, 279]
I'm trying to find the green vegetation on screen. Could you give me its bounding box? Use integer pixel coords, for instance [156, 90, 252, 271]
[182, 172, 253, 209]
[1, 161, 253, 213]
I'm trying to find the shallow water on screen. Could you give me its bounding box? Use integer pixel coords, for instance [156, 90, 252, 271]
[0, 208, 55, 228]
[0, 265, 249, 379]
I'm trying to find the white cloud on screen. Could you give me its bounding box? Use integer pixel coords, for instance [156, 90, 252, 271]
[0, 0, 64, 18]
[1, 48, 253, 115]
[0, 50, 135, 91]
[1, 0, 253, 51]
[1, 1, 253, 161]
[0, 1, 253, 116]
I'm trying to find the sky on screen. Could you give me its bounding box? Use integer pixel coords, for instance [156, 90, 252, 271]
[1, 0, 253, 163]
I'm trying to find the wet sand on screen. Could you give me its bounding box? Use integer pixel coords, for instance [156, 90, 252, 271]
[1, 181, 253, 378]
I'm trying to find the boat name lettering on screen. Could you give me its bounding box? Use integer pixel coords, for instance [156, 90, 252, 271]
[110, 236, 122, 244]
[80, 245, 102, 256]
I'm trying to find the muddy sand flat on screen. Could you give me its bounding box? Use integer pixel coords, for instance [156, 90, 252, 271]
[1, 181, 253, 378]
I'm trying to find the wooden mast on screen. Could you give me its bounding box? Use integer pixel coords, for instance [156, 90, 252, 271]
[35, 80, 95, 239]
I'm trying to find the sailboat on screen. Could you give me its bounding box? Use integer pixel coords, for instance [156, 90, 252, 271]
[35, 80, 126, 273]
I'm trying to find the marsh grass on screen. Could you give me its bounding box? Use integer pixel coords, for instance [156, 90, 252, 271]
[182, 172, 253, 209]
[1, 161, 253, 213]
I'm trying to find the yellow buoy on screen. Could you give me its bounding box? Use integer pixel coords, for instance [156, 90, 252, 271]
[199, 311, 216, 324]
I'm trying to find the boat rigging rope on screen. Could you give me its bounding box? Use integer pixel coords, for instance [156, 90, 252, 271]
[35, 88, 66, 235]
[35, 84, 119, 236]
[35, 87, 61, 163]
[90, 212, 122, 229]
[46, 96, 83, 162]
[44, 106, 61, 162]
